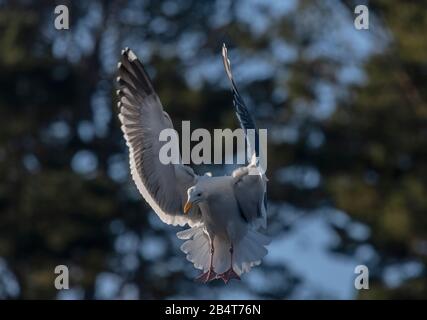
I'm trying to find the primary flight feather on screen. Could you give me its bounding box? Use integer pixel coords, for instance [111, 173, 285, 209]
[116, 45, 269, 283]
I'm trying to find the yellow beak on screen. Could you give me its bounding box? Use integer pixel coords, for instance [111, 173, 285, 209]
[183, 201, 192, 214]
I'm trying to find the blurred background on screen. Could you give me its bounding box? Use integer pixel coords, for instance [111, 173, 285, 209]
[0, 0, 426, 299]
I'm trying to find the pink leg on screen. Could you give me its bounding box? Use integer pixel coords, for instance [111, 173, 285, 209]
[217, 244, 241, 284]
[195, 239, 217, 283]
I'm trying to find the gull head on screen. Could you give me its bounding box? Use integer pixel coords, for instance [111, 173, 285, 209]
[184, 185, 205, 214]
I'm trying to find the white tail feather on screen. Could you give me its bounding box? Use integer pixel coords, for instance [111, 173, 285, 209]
[178, 227, 270, 276]
[233, 229, 270, 275]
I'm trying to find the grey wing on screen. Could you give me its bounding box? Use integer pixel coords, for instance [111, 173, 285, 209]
[224, 44, 268, 229]
[232, 166, 267, 229]
[117, 48, 201, 227]
[222, 44, 259, 159]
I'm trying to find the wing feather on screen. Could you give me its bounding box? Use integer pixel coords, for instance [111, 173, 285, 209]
[222, 44, 259, 158]
[117, 48, 200, 226]
[232, 165, 267, 229]
[223, 44, 268, 229]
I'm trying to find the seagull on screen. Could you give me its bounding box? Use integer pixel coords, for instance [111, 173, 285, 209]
[116, 44, 269, 283]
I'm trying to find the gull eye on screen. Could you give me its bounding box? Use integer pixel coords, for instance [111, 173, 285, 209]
[197, 193, 202, 197]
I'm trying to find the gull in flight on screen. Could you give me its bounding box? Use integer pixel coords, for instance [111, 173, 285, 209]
[116, 44, 269, 283]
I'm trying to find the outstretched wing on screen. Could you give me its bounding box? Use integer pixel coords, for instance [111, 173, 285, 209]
[222, 44, 259, 158]
[223, 44, 268, 228]
[117, 48, 200, 227]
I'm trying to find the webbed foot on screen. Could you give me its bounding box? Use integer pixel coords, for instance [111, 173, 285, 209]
[217, 268, 241, 284]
